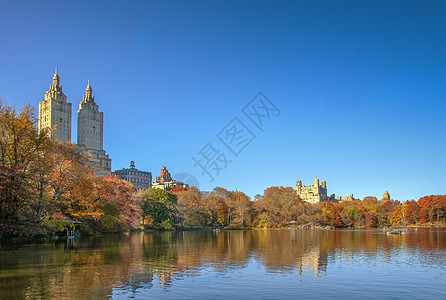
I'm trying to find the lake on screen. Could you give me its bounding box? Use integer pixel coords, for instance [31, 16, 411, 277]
[1, 229, 445, 299]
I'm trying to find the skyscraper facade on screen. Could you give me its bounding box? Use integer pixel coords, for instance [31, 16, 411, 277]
[77, 81, 111, 176]
[38, 69, 111, 176]
[38, 68, 72, 142]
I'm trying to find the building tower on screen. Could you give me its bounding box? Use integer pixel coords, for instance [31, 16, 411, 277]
[157, 166, 172, 184]
[296, 180, 302, 194]
[152, 166, 189, 191]
[77, 80, 111, 176]
[77, 80, 103, 150]
[38, 68, 72, 142]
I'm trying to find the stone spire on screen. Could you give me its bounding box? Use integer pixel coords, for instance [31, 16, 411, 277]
[83, 80, 94, 102]
[51, 67, 62, 92]
[382, 190, 391, 202]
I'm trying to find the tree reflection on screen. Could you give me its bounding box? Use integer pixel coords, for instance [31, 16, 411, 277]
[0, 228, 445, 298]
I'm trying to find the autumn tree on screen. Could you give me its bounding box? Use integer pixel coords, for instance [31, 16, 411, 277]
[330, 203, 344, 228]
[173, 186, 206, 226]
[96, 174, 140, 232]
[405, 200, 419, 224]
[226, 190, 252, 227]
[45, 142, 94, 216]
[212, 187, 233, 225]
[0, 102, 50, 239]
[254, 186, 302, 227]
[339, 200, 363, 227]
[362, 197, 379, 214]
[377, 200, 399, 227]
[202, 191, 228, 226]
[390, 203, 406, 226]
[418, 195, 446, 224]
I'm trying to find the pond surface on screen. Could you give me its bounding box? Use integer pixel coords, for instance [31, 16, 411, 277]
[1, 229, 445, 299]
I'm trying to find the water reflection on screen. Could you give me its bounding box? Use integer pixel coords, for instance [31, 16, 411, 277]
[0, 229, 445, 299]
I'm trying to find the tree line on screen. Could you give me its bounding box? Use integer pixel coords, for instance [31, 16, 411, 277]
[1, 102, 445, 240]
[171, 187, 445, 229]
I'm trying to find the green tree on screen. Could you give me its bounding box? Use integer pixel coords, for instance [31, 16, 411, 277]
[141, 189, 177, 229]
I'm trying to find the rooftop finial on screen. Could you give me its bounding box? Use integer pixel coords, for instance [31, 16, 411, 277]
[86, 80, 92, 93]
[55, 67, 58, 75]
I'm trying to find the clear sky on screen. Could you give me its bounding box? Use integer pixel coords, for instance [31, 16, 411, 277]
[1, 0, 445, 201]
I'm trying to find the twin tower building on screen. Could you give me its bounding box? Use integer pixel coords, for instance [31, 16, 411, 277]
[38, 68, 111, 176]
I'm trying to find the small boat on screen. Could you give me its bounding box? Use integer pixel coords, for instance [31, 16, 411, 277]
[386, 230, 402, 235]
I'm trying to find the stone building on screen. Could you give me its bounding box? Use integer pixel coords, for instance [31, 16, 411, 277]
[382, 190, 391, 202]
[152, 166, 189, 191]
[38, 68, 72, 142]
[77, 81, 111, 176]
[295, 178, 328, 204]
[113, 161, 152, 190]
[337, 194, 354, 202]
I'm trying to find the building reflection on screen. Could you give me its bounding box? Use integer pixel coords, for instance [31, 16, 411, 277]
[296, 247, 328, 278]
[1, 228, 445, 298]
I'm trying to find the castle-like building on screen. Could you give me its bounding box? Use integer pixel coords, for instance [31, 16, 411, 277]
[295, 178, 328, 204]
[295, 177, 354, 203]
[38, 69, 111, 176]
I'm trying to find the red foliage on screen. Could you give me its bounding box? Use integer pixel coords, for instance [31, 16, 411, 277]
[171, 187, 188, 193]
[98, 174, 141, 231]
[405, 200, 419, 224]
[51, 213, 66, 220]
[365, 212, 377, 227]
[417, 195, 446, 223]
[419, 207, 428, 223]
[330, 204, 344, 228]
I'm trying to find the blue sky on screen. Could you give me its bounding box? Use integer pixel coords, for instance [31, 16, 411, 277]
[0, 0, 445, 201]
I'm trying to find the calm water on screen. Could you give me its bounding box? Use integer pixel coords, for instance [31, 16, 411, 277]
[1, 229, 445, 299]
